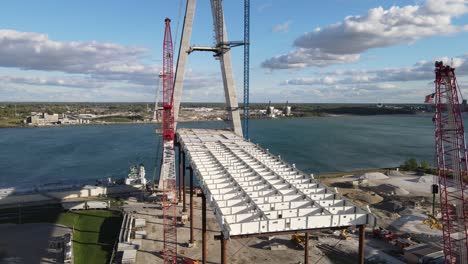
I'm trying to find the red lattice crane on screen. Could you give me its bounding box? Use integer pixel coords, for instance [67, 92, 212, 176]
[434, 61, 468, 264]
[162, 17, 175, 141]
[161, 17, 177, 264]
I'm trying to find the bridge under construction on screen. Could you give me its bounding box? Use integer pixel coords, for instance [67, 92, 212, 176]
[174, 128, 376, 264]
[156, 1, 376, 263]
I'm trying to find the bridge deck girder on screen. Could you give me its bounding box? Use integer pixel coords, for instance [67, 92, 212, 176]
[177, 129, 376, 239]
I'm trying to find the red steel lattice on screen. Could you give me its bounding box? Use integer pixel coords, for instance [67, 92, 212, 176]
[162, 17, 177, 264]
[434, 61, 468, 264]
[162, 17, 175, 141]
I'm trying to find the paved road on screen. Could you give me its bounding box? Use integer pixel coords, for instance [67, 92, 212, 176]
[0, 223, 72, 264]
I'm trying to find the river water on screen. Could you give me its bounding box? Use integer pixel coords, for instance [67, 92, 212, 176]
[0, 114, 454, 188]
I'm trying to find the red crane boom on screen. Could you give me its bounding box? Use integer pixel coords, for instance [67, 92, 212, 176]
[161, 17, 177, 264]
[434, 61, 468, 264]
[162, 17, 175, 141]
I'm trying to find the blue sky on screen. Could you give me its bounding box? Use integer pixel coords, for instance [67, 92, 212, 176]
[1, 0, 468, 103]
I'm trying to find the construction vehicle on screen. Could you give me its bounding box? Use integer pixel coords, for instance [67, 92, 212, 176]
[373, 227, 396, 242]
[291, 233, 305, 248]
[423, 215, 443, 230]
[181, 258, 199, 264]
[340, 229, 352, 240]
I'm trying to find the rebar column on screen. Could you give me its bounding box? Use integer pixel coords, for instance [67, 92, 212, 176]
[358, 225, 366, 264]
[202, 193, 207, 264]
[189, 166, 194, 243]
[221, 232, 227, 264]
[304, 232, 309, 264]
[182, 151, 187, 212]
[178, 145, 182, 202]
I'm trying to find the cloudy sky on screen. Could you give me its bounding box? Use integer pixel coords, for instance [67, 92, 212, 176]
[1, 0, 468, 103]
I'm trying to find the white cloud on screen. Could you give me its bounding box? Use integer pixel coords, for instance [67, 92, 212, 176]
[262, 0, 468, 69]
[257, 3, 272, 12]
[0, 71, 221, 102]
[0, 75, 102, 89]
[424, 0, 468, 16]
[262, 48, 360, 69]
[277, 54, 468, 102]
[0, 29, 227, 101]
[283, 76, 337, 85]
[272, 20, 291, 33]
[0, 29, 159, 85]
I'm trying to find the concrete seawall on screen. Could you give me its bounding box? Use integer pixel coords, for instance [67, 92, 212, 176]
[0, 184, 143, 207]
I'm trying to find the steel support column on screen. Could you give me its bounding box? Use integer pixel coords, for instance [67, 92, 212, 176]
[221, 232, 227, 264]
[189, 166, 194, 243]
[178, 145, 182, 202]
[358, 225, 366, 264]
[202, 193, 207, 264]
[182, 151, 187, 212]
[304, 232, 309, 264]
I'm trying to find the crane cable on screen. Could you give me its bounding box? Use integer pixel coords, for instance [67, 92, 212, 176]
[456, 78, 464, 102]
[173, 0, 184, 53]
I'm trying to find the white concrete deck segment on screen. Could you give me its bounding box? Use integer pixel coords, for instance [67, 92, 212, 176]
[158, 141, 176, 191]
[177, 129, 377, 239]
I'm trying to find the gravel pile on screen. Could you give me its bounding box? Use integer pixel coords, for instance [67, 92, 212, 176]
[374, 200, 405, 213]
[387, 170, 405, 177]
[357, 172, 389, 180]
[418, 175, 435, 184]
[344, 190, 384, 205]
[372, 183, 410, 196]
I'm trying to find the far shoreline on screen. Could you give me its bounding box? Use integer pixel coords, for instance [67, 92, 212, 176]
[0, 112, 424, 129]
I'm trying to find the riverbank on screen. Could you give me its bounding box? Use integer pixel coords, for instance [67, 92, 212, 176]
[318, 168, 393, 179]
[0, 112, 422, 129]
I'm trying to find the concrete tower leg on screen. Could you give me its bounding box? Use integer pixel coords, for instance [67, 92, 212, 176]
[173, 0, 243, 136]
[211, 2, 243, 137]
[173, 0, 197, 128]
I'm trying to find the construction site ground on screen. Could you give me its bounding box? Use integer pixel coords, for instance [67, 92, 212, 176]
[123, 191, 405, 264]
[322, 171, 445, 246]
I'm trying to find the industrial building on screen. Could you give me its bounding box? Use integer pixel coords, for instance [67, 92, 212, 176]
[24, 112, 89, 126]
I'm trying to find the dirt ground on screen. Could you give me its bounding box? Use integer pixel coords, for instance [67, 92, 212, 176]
[322, 171, 445, 247]
[120, 170, 443, 264]
[122, 193, 376, 264]
[0, 223, 71, 264]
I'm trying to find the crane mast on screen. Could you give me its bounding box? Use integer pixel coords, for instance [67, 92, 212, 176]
[161, 17, 177, 264]
[434, 61, 468, 264]
[163, 18, 175, 142]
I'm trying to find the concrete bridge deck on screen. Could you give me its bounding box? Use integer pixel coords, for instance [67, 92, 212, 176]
[177, 128, 376, 240]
